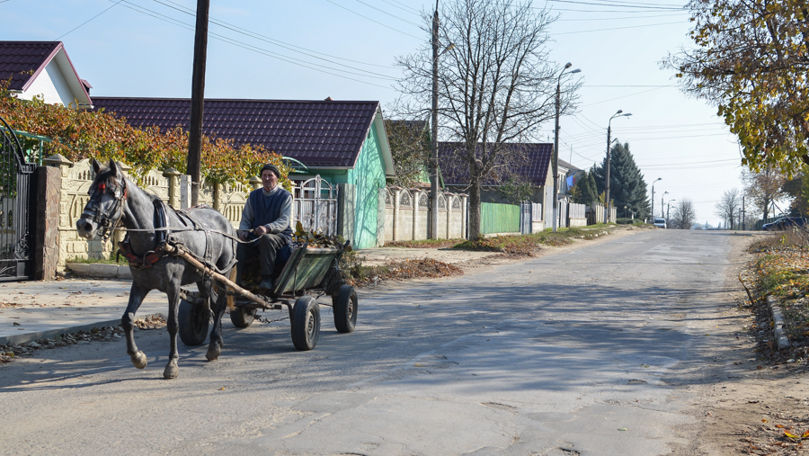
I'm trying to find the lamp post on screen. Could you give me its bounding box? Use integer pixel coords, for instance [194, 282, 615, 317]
[604, 109, 632, 223]
[552, 62, 580, 232]
[650, 177, 661, 222]
[661, 191, 668, 218]
[667, 198, 676, 223]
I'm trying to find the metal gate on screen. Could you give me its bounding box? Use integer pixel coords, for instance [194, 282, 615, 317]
[0, 116, 37, 281]
[292, 175, 337, 236]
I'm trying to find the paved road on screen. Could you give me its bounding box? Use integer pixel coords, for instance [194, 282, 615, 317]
[0, 229, 743, 455]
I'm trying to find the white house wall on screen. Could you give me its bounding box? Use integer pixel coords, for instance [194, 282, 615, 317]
[19, 58, 82, 107]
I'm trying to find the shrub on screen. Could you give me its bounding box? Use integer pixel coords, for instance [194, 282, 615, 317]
[0, 83, 289, 186]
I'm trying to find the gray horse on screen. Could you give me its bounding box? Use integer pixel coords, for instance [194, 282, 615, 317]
[76, 159, 236, 379]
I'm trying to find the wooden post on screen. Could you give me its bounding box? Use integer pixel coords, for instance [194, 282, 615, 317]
[186, 0, 210, 207]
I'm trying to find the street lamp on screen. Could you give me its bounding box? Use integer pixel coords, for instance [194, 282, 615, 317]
[604, 109, 632, 223]
[552, 62, 580, 232]
[650, 177, 661, 222]
[661, 191, 668, 218]
[667, 199, 676, 222]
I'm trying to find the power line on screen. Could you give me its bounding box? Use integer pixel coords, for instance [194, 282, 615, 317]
[119, 1, 395, 88]
[56, 0, 124, 39]
[322, 0, 422, 40]
[584, 83, 674, 88]
[557, 12, 684, 21]
[548, 0, 684, 11]
[353, 0, 423, 27]
[155, 0, 396, 72]
[379, 0, 421, 16]
[553, 20, 685, 35]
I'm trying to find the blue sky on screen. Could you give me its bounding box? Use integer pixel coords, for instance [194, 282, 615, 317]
[1, 0, 746, 226]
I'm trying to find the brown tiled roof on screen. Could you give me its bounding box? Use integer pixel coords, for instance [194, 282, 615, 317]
[438, 142, 552, 187]
[91, 97, 381, 168]
[0, 41, 61, 91]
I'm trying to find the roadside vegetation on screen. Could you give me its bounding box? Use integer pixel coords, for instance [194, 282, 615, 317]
[340, 224, 632, 286]
[745, 229, 809, 362]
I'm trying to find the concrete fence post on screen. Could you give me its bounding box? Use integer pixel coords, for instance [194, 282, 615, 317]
[163, 167, 182, 208]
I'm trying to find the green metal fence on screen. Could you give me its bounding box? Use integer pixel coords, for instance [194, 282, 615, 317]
[481, 202, 520, 234]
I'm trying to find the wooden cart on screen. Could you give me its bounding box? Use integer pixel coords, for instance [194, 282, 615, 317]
[175, 242, 357, 351]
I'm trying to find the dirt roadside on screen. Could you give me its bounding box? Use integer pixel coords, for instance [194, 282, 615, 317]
[688, 233, 809, 455]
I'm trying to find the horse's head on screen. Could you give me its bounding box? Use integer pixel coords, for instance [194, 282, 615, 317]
[76, 159, 128, 240]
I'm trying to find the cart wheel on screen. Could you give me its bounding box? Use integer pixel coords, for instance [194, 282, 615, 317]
[291, 296, 320, 351]
[332, 284, 357, 333]
[179, 298, 209, 346]
[229, 304, 256, 328]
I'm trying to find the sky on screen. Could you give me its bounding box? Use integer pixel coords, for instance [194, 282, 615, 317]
[1, 0, 747, 227]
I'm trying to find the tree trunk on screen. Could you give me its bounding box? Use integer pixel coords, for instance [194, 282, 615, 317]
[468, 178, 482, 241]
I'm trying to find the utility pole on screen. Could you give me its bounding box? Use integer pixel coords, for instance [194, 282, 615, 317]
[429, 0, 439, 239]
[650, 177, 661, 223]
[187, 0, 210, 207]
[660, 194, 664, 218]
[742, 196, 746, 230]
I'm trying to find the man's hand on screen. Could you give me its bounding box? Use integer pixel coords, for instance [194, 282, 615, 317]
[253, 225, 269, 236]
[237, 230, 249, 241]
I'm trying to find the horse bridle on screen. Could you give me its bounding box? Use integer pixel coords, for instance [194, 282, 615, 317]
[83, 176, 128, 241]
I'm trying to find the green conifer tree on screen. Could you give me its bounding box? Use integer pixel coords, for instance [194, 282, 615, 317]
[592, 142, 650, 219]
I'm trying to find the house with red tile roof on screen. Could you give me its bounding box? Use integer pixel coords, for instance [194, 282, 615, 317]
[439, 142, 572, 229]
[92, 97, 394, 249]
[0, 41, 91, 107]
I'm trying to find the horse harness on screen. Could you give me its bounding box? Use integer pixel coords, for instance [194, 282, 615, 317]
[87, 174, 235, 273]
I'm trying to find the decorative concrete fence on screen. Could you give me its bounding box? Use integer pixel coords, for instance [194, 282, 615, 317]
[47, 156, 343, 271]
[383, 187, 468, 242]
[51, 156, 255, 268]
[568, 202, 587, 227]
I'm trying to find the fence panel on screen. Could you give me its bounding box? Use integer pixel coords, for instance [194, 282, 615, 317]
[481, 202, 520, 235]
[292, 175, 337, 236]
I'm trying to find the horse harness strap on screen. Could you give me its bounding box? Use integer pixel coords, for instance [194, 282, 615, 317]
[118, 200, 171, 270]
[117, 200, 233, 273]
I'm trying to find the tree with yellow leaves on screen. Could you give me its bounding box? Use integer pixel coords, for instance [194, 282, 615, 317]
[670, 0, 809, 176]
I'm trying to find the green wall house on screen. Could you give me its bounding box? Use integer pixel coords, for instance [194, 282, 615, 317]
[91, 97, 394, 249]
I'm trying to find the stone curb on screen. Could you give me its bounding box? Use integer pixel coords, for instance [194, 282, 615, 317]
[66, 263, 132, 279]
[766, 295, 791, 350]
[0, 319, 122, 346]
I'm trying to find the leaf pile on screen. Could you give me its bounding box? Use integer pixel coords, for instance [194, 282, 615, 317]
[292, 222, 349, 250]
[346, 258, 463, 287]
[0, 315, 165, 364]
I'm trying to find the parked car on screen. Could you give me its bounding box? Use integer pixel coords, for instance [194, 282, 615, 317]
[653, 217, 666, 229]
[762, 216, 808, 231]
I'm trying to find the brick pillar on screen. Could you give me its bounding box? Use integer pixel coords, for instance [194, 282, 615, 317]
[33, 166, 61, 280]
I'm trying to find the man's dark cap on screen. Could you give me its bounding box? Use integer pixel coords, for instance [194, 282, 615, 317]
[260, 163, 281, 178]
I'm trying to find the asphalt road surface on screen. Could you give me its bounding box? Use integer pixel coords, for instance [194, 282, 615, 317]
[0, 229, 742, 455]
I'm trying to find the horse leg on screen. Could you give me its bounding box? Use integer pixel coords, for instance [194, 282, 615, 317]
[206, 281, 227, 361]
[163, 284, 181, 379]
[122, 284, 149, 369]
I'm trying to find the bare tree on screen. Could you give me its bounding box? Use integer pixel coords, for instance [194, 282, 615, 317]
[670, 199, 696, 229]
[397, 0, 576, 239]
[742, 167, 786, 223]
[716, 189, 740, 229]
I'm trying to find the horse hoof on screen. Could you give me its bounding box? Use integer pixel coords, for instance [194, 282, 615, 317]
[205, 343, 221, 361]
[163, 362, 179, 379]
[131, 351, 148, 369]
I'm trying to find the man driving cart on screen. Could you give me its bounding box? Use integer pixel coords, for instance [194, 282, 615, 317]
[236, 163, 292, 291]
